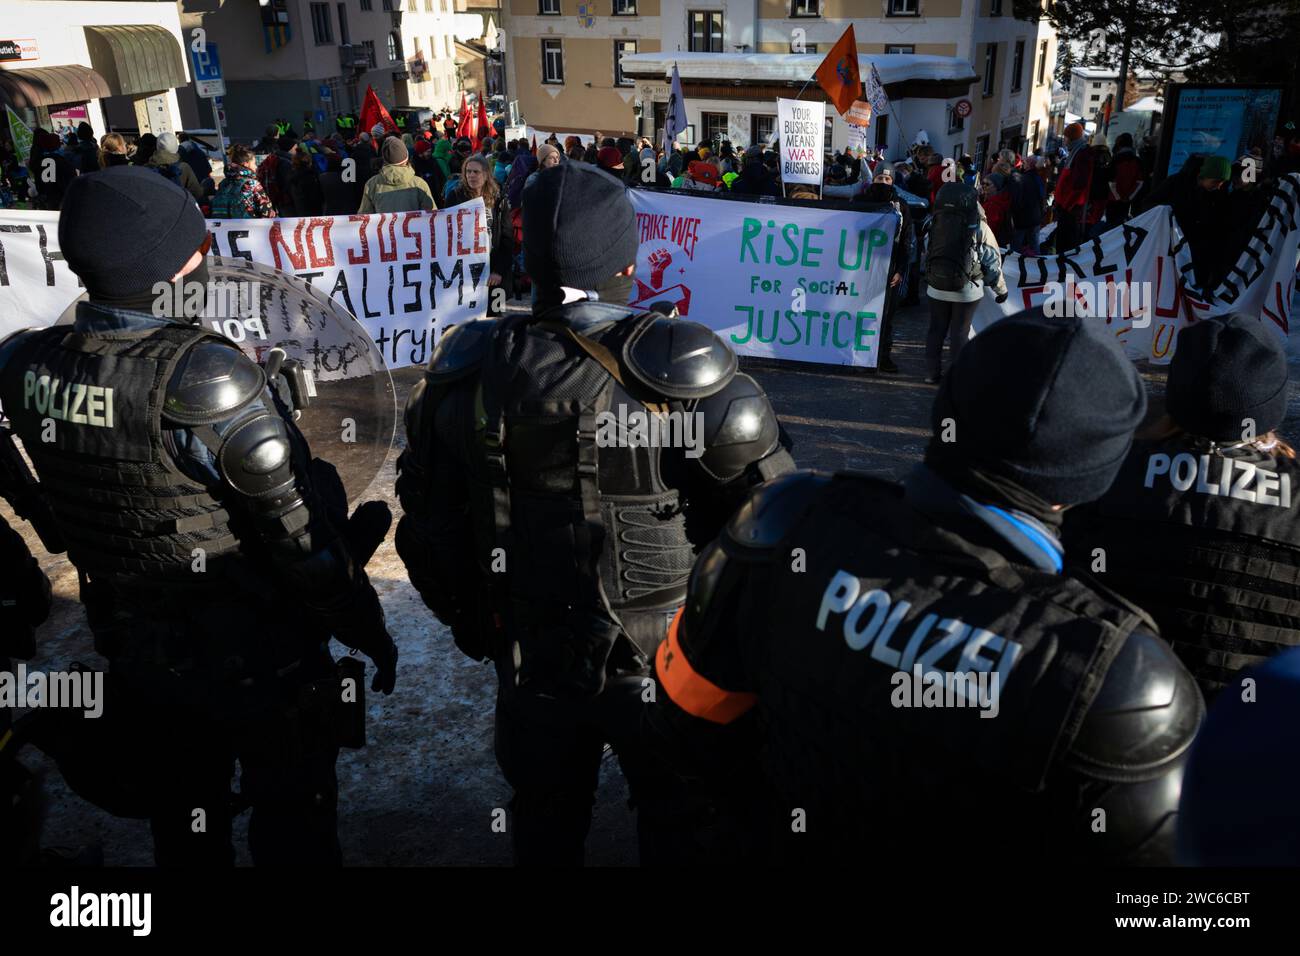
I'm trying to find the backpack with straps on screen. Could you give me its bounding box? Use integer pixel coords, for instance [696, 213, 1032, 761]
[925, 182, 981, 293]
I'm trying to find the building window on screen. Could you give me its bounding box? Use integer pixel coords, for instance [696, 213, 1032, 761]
[360, 0, 371, 9]
[1011, 39, 1024, 93]
[952, 142, 963, 160]
[752, 113, 775, 145]
[445, 35, 453, 59]
[542, 39, 564, 84]
[432, 76, 440, 95]
[1089, 93, 1100, 102]
[975, 133, 990, 173]
[791, 42, 818, 53]
[688, 11, 724, 52]
[615, 40, 636, 86]
[947, 105, 965, 132]
[337, 2, 350, 44]
[388, 32, 403, 62]
[310, 3, 333, 45]
[425, 0, 433, 10]
[442, 0, 448, 11]
[885, 44, 914, 54]
[982, 43, 997, 97]
[407, 0, 416, 12]
[540, 0, 560, 13]
[382, 0, 393, 11]
[1030, 119, 1040, 151]
[990, 0, 1002, 15]
[875, 113, 889, 148]
[887, 0, 918, 16]
[361, 40, 377, 68]
[701, 111, 728, 145]
[791, 0, 820, 15]
[1036, 39, 1048, 85]
[614, 0, 638, 14]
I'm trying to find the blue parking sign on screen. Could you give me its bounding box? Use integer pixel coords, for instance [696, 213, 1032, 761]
[190, 44, 225, 98]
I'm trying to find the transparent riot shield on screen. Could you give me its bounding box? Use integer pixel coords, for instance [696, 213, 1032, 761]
[57, 256, 396, 504]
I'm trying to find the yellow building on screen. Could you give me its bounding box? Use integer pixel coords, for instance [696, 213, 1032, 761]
[504, 0, 1056, 166]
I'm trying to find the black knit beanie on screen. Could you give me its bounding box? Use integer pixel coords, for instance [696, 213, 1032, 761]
[1166, 314, 1289, 441]
[930, 310, 1148, 505]
[57, 167, 207, 301]
[522, 161, 638, 290]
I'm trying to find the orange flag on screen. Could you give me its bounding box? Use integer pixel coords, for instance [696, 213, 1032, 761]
[814, 25, 861, 117]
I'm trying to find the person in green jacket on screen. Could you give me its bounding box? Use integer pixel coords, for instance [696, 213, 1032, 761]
[358, 137, 434, 213]
[432, 138, 453, 180]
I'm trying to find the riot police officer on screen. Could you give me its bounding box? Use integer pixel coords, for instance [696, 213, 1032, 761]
[1066, 314, 1300, 699]
[648, 312, 1203, 864]
[0, 167, 397, 866]
[395, 162, 794, 864]
[0, 511, 53, 866]
[1177, 647, 1300, 865]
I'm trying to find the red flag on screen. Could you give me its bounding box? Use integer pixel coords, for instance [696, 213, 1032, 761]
[475, 99, 490, 150]
[456, 93, 473, 144]
[531, 134, 538, 156]
[814, 25, 861, 117]
[358, 85, 397, 137]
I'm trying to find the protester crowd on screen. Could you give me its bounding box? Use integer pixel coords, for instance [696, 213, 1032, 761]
[2, 106, 1297, 370]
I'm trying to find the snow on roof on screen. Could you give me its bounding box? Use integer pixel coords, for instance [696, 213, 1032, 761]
[618, 52, 976, 86]
[1071, 67, 1120, 80]
[1126, 95, 1163, 113]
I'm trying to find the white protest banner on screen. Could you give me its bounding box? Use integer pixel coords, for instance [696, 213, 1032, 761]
[1194, 173, 1300, 334]
[974, 175, 1300, 363]
[0, 203, 492, 369]
[974, 202, 1187, 362]
[777, 98, 826, 187]
[628, 190, 896, 367]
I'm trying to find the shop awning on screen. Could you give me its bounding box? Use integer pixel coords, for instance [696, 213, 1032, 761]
[0, 65, 112, 109]
[83, 24, 187, 97]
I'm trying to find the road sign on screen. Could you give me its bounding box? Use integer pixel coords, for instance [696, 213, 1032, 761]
[319, 84, 332, 102]
[191, 43, 225, 99]
[954, 98, 973, 118]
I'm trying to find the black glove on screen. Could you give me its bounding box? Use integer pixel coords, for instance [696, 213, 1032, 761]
[995, 291, 1008, 304]
[364, 633, 399, 695]
[345, 500, 391, 568]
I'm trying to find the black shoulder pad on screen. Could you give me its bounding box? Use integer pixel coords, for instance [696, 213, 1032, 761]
[163, 340, 265, 426]
[695, 373, 782, 482]
[622, 316, 738, 399]
[0, 328, 39, 372]
[426, 319, 496, 383]
[724, 471, 831, 552]
[1068, 630, 1204, 780]
[217, 410, 297, 500]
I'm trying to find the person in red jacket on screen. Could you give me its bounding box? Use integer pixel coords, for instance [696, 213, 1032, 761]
[1052, 123, 1094, 251]
[981, 172, 1014, 247]
[1105, 133, 1145, 226]
[926, 151, 947, 204]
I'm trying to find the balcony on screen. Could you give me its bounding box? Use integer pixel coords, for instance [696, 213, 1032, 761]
[340, 43, 370, 72]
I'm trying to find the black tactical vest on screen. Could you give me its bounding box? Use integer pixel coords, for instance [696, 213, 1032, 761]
[0, 324, 243, 580]
[453, 306, 705, 693]
[754, 474, 1148, 859]
[1068, 436, 1300, 696]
